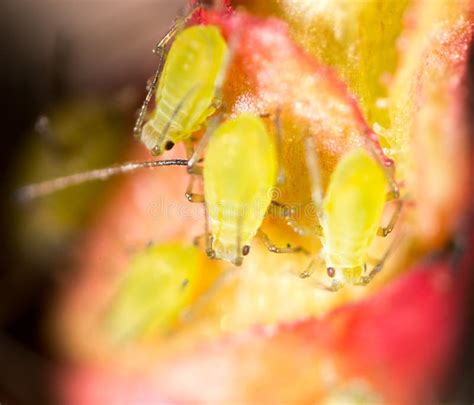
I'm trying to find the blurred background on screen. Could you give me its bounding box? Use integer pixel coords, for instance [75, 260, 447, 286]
[0, 1, 185, 403]
[0, 1, 473, 404]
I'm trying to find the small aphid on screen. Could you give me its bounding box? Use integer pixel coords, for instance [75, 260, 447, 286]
[186, 113, 308, 266]
[136, 24, 229, 156]
[303, 144, 402, 290]
[103, 243, 209, 343]
[204, 114, 277, 265]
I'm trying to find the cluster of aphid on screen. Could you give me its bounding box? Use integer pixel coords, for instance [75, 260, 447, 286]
[19, 2, 402, 291]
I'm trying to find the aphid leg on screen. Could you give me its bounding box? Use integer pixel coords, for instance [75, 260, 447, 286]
[16, 159, 189, 201]
[192, 204, 215, 259]
[300, 261, 338, 291]
[296, 253, 338, 291]
[133, 6, 199, 137]
[184, 155, 205, 204]
[300, 258, 344, 292]
[377, 199, 404, 237]
[299, 264, 335, 291]
[300, 258, 317, 279]
[365, 138, 403, 238]
[133, 26, 177, 137]
[185, 138, 215, 257]
[185, 174, 205, 203]
[203, 205, 216, 259]
[269, 201, 322, 237]
[359, 230, 405, 285]
[257, 229, 309, 255]
[358, 264, 382, 285]
[380, 169, 402, 238]
[184, 140, 205, 202]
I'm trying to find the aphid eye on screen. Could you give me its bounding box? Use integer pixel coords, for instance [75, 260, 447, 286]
[164, 141, 175, 151]
[327, 267, 336, 278]
[242, 245, 250, 256]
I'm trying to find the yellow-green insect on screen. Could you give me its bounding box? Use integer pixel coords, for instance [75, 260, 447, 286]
[186, 112, 305, 266]
[304, 146, 402, 290]
[105, 243, 200, 342]
[135, 24, 229, 156]
[204, 113, 277, 265]
[103, 242, 214, 343]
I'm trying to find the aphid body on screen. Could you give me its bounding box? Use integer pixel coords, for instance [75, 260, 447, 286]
[141, 25, 228, 155]
[319, 148, 388, 286]
[204, 113, 277, 265]
[105, 243, 206, 343]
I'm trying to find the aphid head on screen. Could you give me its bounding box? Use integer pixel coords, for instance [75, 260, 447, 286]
[327, 267, 336, 278]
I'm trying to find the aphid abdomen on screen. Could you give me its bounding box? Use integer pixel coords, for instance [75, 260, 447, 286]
[204, 114, 277, 264]
[322, 148, 388, 270]
[104, 243, 203, 343]
[141, 25, 228, 153]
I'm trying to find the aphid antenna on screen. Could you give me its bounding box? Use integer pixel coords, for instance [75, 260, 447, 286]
[16, 159, 189, 202]
[133, 5, 199, 138]
[304, 136, 324, 219]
